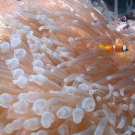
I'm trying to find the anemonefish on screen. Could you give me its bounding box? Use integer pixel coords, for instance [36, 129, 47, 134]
[99, 43, 129, 52]
[120, 12, 135, 22]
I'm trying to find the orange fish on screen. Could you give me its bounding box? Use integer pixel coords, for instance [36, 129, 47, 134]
[99, 43, 129, 52]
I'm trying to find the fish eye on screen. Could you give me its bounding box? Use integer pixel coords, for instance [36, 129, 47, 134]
[121, 16, 127, 21]
[123, 16, 127, 20]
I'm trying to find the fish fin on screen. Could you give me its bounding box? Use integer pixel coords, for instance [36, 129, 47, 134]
[120, 52, 125, 57]
[115, 43, 123, 46]
[99, 43, 105, 49]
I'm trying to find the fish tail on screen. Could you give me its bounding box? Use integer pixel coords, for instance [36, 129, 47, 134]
[99, 43, 106, 49]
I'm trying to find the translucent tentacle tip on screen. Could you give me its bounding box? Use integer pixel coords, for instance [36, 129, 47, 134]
[5, 58, 19, 70]
[72, 108, 84, 124]
[41, 112, 55, 128]
[12, 76, 29, 88]
[32, 60, 44, 68]
[10, 37, 22, 48]
[12, 68, 24, 80]
[0, 42, 10, 53]
[82, 97, 96, 112]
[33, 66, 45, 75]
[29, 75, 47, 85]
[14, 49, 26, 60]
[56, 106, 71, 119]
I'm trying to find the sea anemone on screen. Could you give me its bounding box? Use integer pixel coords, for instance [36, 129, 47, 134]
[0, 0, 135, 134]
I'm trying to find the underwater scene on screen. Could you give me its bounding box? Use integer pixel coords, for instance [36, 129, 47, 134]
[90, 0, 135, 23]
[0, 0, 135, 135]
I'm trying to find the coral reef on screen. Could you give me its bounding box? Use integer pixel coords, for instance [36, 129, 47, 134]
[0, 0, 135, 135]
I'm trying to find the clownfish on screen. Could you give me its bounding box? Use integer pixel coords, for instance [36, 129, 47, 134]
[120, 12, 135, 22]
[99, 43, 129, 52]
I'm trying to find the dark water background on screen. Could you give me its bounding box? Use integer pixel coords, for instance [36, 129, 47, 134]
[92, 0, 135, 15]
